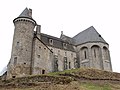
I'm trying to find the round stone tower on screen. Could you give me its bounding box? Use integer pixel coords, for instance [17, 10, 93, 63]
[7, 8, 36, 79]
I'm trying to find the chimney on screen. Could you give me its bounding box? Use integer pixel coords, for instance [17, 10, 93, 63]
[36, 25, 41, 34]
[29, 8, 32, 17]
[61, 31, 63, 35]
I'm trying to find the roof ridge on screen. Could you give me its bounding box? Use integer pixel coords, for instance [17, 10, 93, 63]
[73, 26, 93, 38]
[41, 33, 63, 42]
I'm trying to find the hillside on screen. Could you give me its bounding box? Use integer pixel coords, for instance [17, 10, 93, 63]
[0, 68, 120, 90]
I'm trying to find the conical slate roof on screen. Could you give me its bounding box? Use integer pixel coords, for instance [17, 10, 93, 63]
[13, 7, 36, 24]
[73, 26, 107, 45]
[19, 8, 32, 18]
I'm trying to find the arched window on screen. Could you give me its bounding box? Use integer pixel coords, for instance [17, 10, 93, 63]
[94, 49, 96, 58]
[81, 47, 88, 60]
[91, 45, 101, 69]
[103, 46, 111, 71]
[91, 45, 100, 59]
[103, 46, 109, 60]
[84, 51, 87, 59]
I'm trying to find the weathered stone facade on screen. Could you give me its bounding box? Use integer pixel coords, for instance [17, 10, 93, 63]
[7, 8, 112, 79]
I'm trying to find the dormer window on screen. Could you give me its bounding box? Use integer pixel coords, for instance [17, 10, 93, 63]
[63, 43, 67, 49]
[49, 39, 53, 45]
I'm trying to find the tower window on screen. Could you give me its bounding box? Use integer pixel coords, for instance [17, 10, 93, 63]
[38, 55, 40, 58]
[17, 42, 19, 46]
[14, 57, 17, 65]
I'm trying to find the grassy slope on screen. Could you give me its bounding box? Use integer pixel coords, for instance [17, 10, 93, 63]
[1, 68, 120, 90]
[48, 68, 120, 80]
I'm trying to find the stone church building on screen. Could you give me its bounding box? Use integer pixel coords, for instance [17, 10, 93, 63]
[7, 8, 112, 79]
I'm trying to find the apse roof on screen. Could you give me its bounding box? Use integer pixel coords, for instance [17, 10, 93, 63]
[73, 26, 107, 45]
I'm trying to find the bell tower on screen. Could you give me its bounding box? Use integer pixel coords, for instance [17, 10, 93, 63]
[7, 8, 36, 79]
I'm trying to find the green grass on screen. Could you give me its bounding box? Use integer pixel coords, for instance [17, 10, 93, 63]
[47, 68, 120, 81]
[81, 83, 111, 90]
[47, 68, 81, 76]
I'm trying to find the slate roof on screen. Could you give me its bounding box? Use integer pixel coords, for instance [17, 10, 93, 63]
[13, 7, 36, 24]
[19, 8, 32, 18]
[34, 26, 108, 51]
[40, 33, 75, 52]
[60, 34, 75, 44]
[35, 26, 108, 51]
[73, 26, 107, 45]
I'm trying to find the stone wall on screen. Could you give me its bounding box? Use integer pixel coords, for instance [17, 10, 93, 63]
[32, 36, 77, 75]
[7, 18, 36, 79]
[48, 46, 77, 71]
[76, 42, 112, 71]
[32, 38, 53, 75]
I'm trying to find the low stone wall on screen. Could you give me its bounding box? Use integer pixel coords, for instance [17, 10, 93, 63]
[0, 75, 72, 88]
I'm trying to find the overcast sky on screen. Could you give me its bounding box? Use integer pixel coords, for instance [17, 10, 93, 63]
[0, 0, 120, 74]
